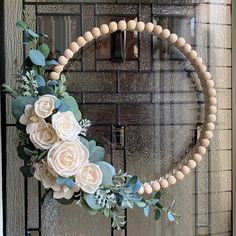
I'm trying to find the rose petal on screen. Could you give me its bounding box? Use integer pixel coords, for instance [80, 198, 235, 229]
[19, 114, 30, 125]
[26, 122, 38, 134]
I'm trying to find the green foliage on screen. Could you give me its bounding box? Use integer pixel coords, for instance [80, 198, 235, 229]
[41, 190, 53, 206]
[19, 165, 34, 177]
[83, 193, 103, 210]
[12, 96, 36, 120]
[56, 198, 73, 205]
[35, 75, 46, 87]
[29, 49, 46, 66]
[38, 43, 50, 58]
[38, 85, 57, 96]
[97, 161, 116, 187]
[60, 95, 81, 121]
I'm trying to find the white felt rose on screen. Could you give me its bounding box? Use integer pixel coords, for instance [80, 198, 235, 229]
[34, 94, 57, 118]
[75, 163, 103, 194]
[53, 185, 80, 200]
[30, 124, 60, 150]
[52, 111, 81, 141]
[34, 161, 60, 191]
[19, 104, 46, 134]
[47, 139, 89, 177]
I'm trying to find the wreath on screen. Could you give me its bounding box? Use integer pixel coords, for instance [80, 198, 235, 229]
[3, 19, 217, 229]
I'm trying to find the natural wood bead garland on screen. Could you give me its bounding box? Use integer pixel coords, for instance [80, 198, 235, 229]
[50, 20, 217, 194]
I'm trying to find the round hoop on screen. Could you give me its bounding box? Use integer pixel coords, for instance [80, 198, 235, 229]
[49, 20, 217, 194]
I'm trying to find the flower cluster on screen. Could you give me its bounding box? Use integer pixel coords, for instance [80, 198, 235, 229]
[3, 20, 179, 229]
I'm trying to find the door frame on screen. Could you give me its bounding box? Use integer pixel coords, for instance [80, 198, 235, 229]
[0, 0, 5, 234]
[232, 0, 236, 235]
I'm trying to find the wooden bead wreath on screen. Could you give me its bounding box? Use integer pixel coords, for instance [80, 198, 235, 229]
[49, 20, 216, 195]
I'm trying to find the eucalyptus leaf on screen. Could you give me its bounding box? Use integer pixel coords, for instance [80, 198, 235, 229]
[16, 20, 27, 30]
[136, 201, 146, 208]
[79, 136, 89, 146]
[83, 193, 102, 210]
[154, 191, 161, 200]
[58, 103, 70, 112]
[155, 209, 162, 221]
[65, 178, 76, 189]
[38, 86, 56, 96]
[86, 140, 105, 163]
[60, 96, 81, 121]
[12, 96, 36, 120]
[48, 80, 59, 88]
[97, 161, 116, 187]
[29, 49, 46, 66]
[46, 59, 59, 66]
[17, 146, 31, 160]
[38, 43, 50, 58]
[41, 190, 53, 205]
[167, 211, 175, 222]
[19, 165, 34, 177]
[35, 75, 46, 87]
[143, 206, 150, 218]
[56, 198, 73, 205]
[27, 29, 39, 38]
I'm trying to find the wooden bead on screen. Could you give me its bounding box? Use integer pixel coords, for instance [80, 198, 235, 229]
[145, 22, 154, 33]
[136, 21, 145, 32]
[167, 175, 177, 185]
[198, 64, 207, 73]
[127, 20, 136, 31]
[202, 71, 211, 80]
[187, 160, 197, 169]
[175, 171, 184, 180]
[76, 36, 86, 46]
[204, 131, 214, 139]
[50, 71, 60, 80]
[197, 146, 206, 155]
[153, 25, 162, 35]
[208, 114, 217, 122]
[108, 21, 118, 32]
[188, 50, 197, 60]
[144, 184, 153, 194]
[193, 153, 203, 163]
[209, 105, 217, 114]
[64, 49, 74, 59]
[193, 57, 203, 66]
[160, 179, 169, 188]
[84, 31, 94, 42]
[205, 79, 215, 88]
[138, 185, 144, 195]
[151, 181, 160, 191]
[100, 24, 109, 34]
[168, 33, 178, 44]
[175, 37, 186, 48]
[70, 42, 80, 52]
[117, 20, 127, 31]
[200, 138, 210, 147]
[54, 65, 64, 73]
[58, 56, 68, 66]
[209, 97, 217, 106]
[181, 165, 190, 175]
[208, 88, 216, 97]
[182, 44, 192, 54]
[160, 29, 170, 39]
[91, 27, 101, 38]
[206, 122, 215, 131]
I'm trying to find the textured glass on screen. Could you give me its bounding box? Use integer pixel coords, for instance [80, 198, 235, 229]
[37, 15, 81, 56]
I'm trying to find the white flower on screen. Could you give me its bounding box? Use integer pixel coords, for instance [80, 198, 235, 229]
[34, 94, 57, 118]
[30, 123, 60, 150]
[19, 104, 46, 134]
[34, 161, 79, 199]
[34, 161, 60, 191]
[52, 111, 81, 141]
[53, 185, 79, 200]
[75, 163, 103, 194]
[47, 139, 89, 178]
